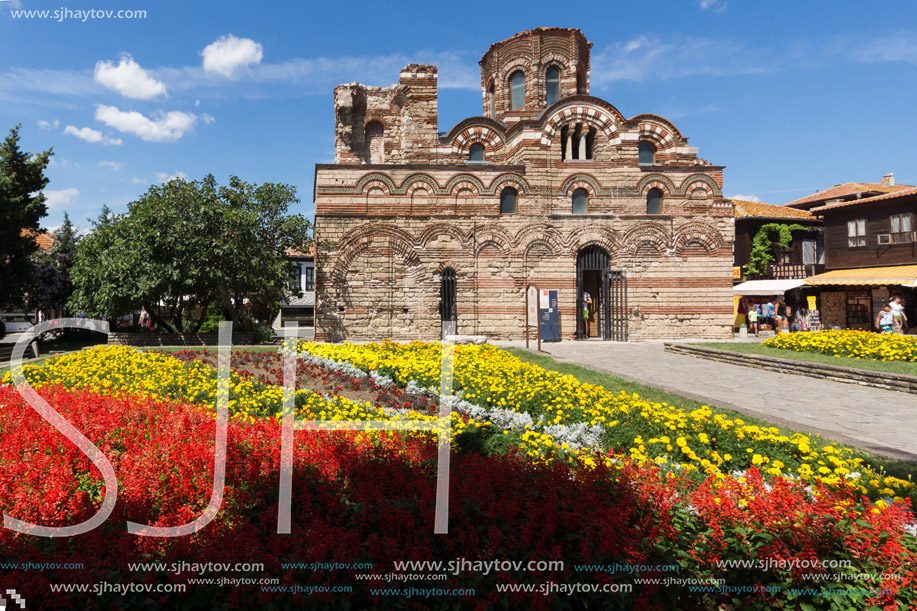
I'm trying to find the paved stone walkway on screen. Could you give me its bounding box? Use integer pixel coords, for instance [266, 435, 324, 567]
[493, 339, 917, 462]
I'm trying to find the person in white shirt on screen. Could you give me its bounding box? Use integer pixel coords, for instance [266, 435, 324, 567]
[889, 296, 907, 333]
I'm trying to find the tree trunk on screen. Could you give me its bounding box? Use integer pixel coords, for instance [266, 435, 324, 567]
[192, 305, 207, 332]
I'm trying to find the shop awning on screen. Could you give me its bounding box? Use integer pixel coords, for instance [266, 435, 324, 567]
[804, 265, 917, 287]
[733, 279, 805, 296]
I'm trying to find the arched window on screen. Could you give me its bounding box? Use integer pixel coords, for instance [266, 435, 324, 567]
[365, 121, 384, 164]
[576, 70, 586, 95]
[638, 141, 655, 165]
[488, 82, 496, 118]
[546, 67, 559, 105]
[468, 143, 485, 162]
[510, 71, 525, 110]
[500, 187, 517, 214]
[646, 188, 663, 215]
[572, 188, 588, 215]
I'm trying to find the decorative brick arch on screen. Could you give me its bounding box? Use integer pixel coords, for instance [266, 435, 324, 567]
[444, 174, 487, 195]
[515, 223, 565, 256]
[632, 115, 684, 151]
[678, 174, 722, 197]
[452, 124, 504, 158]
[523, 239, 560, 260]
[673, 221, 724, 255]
[436, 261, 463, 274]
[488, 173, 531, 195]
[332, 224, 423, 284]
[560, 173, 602, 196]
[565, 226, 621, 257]
[543, 103, 620, 145]
[419, 223, 469, 249]
[636, 174, 676, 196]
[355, 172, 396, 195]
[541, 53, 573, 72]
[473, 224, 515, 255]
[400, 173, 442, 196]
[622, 223, 671, 256]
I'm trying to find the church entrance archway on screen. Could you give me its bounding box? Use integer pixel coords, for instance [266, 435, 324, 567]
[576, 246, 628, 341]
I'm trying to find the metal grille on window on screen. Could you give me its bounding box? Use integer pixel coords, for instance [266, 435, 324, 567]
[439, 268, 457, 337]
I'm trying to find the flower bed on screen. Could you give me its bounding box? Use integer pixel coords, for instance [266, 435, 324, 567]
[0, 385, 914, 609]
[764, 330, 917, 363]
[297, 341, 917, 507]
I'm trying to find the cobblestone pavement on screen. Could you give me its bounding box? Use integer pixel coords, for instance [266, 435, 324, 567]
[493, 339, 917, 462]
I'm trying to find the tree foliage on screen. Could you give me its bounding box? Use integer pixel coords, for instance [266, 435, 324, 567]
[31, 212, 80, 313]
[0, 124, 52, 307]
[69, 175, 311, 332]
[745, 222, 806, 279]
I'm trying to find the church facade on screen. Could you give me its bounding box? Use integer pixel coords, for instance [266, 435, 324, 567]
[314, 28, 734, 342]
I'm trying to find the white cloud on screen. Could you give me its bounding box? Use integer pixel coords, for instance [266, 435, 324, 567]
[729, 194, 761, 202]
[131, 177, 145, 184]
[156, 170, 187, 183]
[63, 125, 123, 145]
[591, 35, 774, 83]
[201, 35, 264, 78]
[94, 54, 167, 99]
[698, 0, 727, 14]
[37, 119, 59, 131]
[201, 113, 215, 125]
[95, 105, 197, 142]
[99, 160, 123, 171]
[43, 187, 80, 209]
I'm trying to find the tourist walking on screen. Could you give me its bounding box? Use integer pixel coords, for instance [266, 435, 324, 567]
[889, 295, 908, 333]
[747, 304, 759, 336]
[876, 304, 895, 334]
[775, 299, 789, 334]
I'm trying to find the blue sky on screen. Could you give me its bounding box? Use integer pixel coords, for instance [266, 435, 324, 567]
[2, 0, 916, 231]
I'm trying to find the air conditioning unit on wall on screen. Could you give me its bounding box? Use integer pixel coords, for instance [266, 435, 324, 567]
[878, 234, 891, 245]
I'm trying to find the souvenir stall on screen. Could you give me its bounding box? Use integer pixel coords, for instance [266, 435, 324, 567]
[732, 279, 807, 334]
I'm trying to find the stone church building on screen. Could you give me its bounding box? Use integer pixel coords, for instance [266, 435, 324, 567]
[314, 28, 734, 342]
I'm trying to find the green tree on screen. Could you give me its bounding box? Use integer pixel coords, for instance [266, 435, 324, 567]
[69, 175, 312, 332]
[0, 124, 53, 307]
[745, 222, 806, 279]
[32, 212, 80, 313]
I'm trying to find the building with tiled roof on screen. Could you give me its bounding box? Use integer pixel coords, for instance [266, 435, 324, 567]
[730, 199, 823, 283]
[732, 199, 816, 221]
[785, 174, 913, 211]
[20, 228, 55, 251]
[799, 182, 916, 331]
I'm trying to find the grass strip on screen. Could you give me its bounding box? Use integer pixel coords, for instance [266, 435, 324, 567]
[698, 341, 917, 377]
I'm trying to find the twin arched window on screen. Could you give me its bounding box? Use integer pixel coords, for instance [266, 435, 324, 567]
[546, 67, 559, 105]
[646, 188, 663, 215]
[468, 143, 484, 162]
[509, 71, 525, 109]
[500, 187, 517, 214]
[572, 188, 588, 215]
[638, 141, 656, 165]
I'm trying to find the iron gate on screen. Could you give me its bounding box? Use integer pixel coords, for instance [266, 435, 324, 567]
[576, 246, 627, 341]
[603, 269, 628, 341]
[439, 268, 457, 337]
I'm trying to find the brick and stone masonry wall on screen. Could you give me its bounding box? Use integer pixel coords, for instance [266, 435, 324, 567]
[315, 28, 734, 343]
